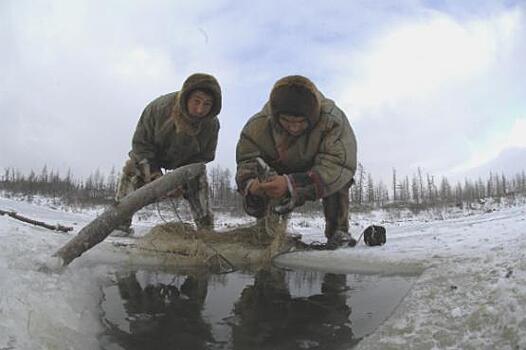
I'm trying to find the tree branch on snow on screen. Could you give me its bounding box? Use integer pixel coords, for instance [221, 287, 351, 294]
[0, 209, 73, 233]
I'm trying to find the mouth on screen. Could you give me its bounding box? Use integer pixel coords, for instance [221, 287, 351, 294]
[287, 129, 304, 136]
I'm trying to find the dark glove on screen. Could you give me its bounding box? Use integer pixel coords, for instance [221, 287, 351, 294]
[247, 178, 265, 196]
[260, 175, 289, 199]
[273, 196, 296, 215]
[273, 185, 309, 215]
[244, 192, 269, 218]
[150, 171, 163, 182]
[138, 159, 151, 183]
[138, 159, 162, 183]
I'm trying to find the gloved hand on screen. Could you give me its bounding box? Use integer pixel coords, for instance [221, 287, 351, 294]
[259, 175, 289, 199]
[139, 159, 162, 183]
[150, 171, 163, 182]
[273, 196, 296, 215]
[138, 159, 151, 183]
[273, 184, 308, 215]
[247, 179, 265, 196]
[123, 159, 137, 176]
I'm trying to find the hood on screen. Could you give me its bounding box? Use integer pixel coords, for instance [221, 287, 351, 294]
[269, 75, 321, 128]
[178, 73, 222, 120]
[172, 73, 222, 135]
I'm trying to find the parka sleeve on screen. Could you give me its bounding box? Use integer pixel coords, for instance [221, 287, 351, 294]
[235, 123, 270, 218]
[131, 103, 158, 165]
[236, 115, 275, 194]
[195, 118, 220, 163]
[288, 110, 357, 202]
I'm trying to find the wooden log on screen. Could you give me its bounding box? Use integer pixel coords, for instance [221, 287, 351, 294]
[53, 163, 206, 267]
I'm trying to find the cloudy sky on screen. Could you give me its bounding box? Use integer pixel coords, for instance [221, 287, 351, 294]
[1, 0, 525, 184]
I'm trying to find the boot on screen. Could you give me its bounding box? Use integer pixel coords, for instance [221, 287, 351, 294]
[195, 213, 214, 231]
[110, 217, 134, 237]
[183, 168, 215, 231]
[326, 230, 357, 250]
[111, 224, 134, 237]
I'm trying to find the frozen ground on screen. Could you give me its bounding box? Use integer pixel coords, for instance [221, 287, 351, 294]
[0, 195, 525, 349]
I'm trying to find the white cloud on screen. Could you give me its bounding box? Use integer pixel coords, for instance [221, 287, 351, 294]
[0, 0, 524, 185]
[452, 117, 526, 173]
[315, 6, 525, 183]
[110, 47, 176, 82]
[508, 118, 526, 148]
[334, 9, 521, 119]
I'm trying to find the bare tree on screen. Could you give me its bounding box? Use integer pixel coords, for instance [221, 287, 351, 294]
[402, 176, 410, 202]
[418, 167, 425, 204]
[365, 173, 373, 204]
[411, 175, 420, 205]
[439, 177, 452, 204]
[392, 168, 397, 202]
[426, 174, 437, 204]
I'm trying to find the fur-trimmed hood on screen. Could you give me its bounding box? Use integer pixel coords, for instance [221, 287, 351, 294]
[173, 73, 222, 135]
[269, 75, 322, 129]
[236, 76, 357, 205]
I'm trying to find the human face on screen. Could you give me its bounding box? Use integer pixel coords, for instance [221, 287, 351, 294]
[278, 113, 308, 136]
[186, 90, 214, 119]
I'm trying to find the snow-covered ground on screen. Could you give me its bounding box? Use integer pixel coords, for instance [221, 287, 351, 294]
[0, 195, 525, 349]
[281, 205, 526, 350]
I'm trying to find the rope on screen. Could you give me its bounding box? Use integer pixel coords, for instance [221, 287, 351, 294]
[355, 230, 365, 245]
[271, 230, 366, 266]
[204, 244, 238, 274]
[155, 198, 183, 224]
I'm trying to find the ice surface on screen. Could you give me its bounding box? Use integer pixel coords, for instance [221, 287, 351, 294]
[0, 195, 525, 349]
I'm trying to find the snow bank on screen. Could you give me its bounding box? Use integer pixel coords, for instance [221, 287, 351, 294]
[280, 206, 526, 349]
[1, 195, 525, 349]
[0, 218, 103, 348]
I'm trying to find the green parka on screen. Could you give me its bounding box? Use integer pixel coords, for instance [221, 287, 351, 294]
[129, 73, 221, 172]
[236, 76, 357, 215]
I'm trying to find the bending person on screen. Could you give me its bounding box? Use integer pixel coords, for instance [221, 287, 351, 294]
[115, 73, 221, 235]
[236, 75, 357, 249]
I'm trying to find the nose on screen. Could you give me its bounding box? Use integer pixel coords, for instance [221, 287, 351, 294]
[290, 123, 301, 132]
[196, 103, 205, 115]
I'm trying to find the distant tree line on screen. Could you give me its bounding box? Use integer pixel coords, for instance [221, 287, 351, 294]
[350, 164, 526, 211]
[0, 164, 244, 211]
[1, 163, 525, 212]
[0, 166, 118, 206]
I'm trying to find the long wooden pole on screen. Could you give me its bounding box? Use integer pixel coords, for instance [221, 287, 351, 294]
[53, 163, 205, 267]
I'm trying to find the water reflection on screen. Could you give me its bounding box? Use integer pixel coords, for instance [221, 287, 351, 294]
[101, 272, 213, 349]
[232, 270, 358, 349]
[100, 268, 413, 350]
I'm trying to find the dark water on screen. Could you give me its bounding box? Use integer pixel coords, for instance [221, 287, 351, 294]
[99, 268, 414, 350]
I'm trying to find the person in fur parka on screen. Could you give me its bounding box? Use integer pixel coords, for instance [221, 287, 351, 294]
[114, 73, 221, 234]
[236, 75, 358, 249]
